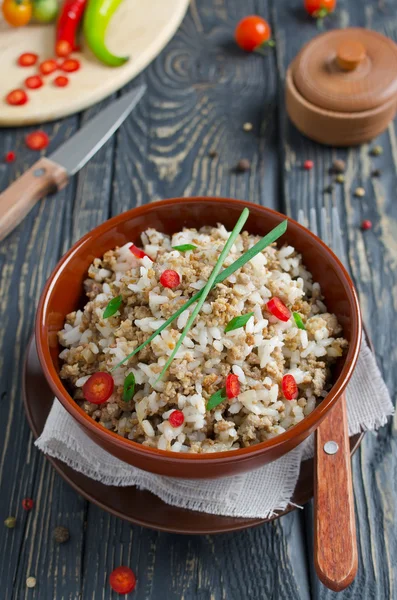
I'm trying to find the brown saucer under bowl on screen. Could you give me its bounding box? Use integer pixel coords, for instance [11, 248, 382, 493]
[35, 197, 362, 479]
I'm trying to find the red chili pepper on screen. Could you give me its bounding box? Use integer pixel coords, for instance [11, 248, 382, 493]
[54, 75, 69, 87]
[60, 58, 80, 72]
[22, 498, 34, 511]
[25, 131, 50, 151]
[39, 59, 58, 75]
[225, 373, 240, 399]
[169, 410, 185, 428]
[109, 566, 136, 594]
[83, 372, 114, 404]
[159, 270, 180, 289]
[6, 89, 28, 106]
[25, 75, 43, 90]
[129, 244, 153, 261]
[56, 0, 87, 58]
[282, 374, 298, 400]
[5, 151, 16, 163]
[361, 219, 372, 231]
[18, 52, 38, 67]
[266, 297, 291, 322]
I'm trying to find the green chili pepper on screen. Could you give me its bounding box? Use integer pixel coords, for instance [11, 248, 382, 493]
[83, 0, 129, 67]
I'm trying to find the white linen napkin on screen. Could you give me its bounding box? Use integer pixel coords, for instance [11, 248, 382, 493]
[35, 340, 393, 519]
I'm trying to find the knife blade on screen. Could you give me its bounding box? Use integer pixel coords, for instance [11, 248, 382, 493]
[0, 85, 146, 242]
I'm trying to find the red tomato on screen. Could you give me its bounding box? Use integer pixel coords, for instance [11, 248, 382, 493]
[235, 15, 272, 52]
[18, 52, 38, 67]
[54, 75, 69, 87]
[225, 373, 240, 399]
[109, 566, 136, 594]
[55, 40, 72, 58]
[25, 131, 49, 151]
[60, 58, 80, 73]
[282, 374, 298, 400]
[6, 89, 28, 106]
[304, 0, 336, 17]
[159, 270, 180, 289]
[83, 372, 114, 404]
[2, 0, 32, 26]
[39, 59, 58, 75]
[169, 410, 185, 428]
[129, 244, 153, 261]
[266, 297, 291, 322]
[25, 75, 43, 90]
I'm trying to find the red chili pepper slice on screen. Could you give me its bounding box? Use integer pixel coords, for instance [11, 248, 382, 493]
[266, 297, 291, 322]
[18, 52, 38, 67]
[25, 75, 43, 90]
[169, 410, 185, 427]
[225, 373, 240, 399]
[39, 59, 58, 75]
[54, 75, 69, 87]
[25, 131, 49, 151]
[129, 244, 153, 261]
[282, 374, 298, 400]
[56, 0, 87, 60]
[6, 89, 28, 106]
[109, 566, 136, 594]
[60, 58, 80, 72]
[5, 151, 16, 163]
[22, 498, 34, 511]
[55, 40, 72, 58]
[83, 372, 114, 404]
[159, 269, 180, 289]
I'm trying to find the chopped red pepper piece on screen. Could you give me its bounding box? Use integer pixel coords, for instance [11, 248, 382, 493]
[303, 160, 314, 170]
[159, 269, 180, 289]
[109, 566, 136, 594]
[266, 297, 291, 322]
[129, 244, 152, 261]
[54, 75, 69, 87]
[25, 131, 49, 151]
[5, 151, 16, 163]
[282, 374, 298, 400]
[83, 372, 114, 404]
[60, 58, 80, 72]
[361, 219, 372, 231]
[6, 89, 28, 106]
[39, 59, 58, 75]
[225, 373, 240, 399]
[22, 498, 34, 511]
[169, 410, 185, 428]
[18, 52, 38, 67]
[55, 40, 72, 58]
[25, 75, 43, 90]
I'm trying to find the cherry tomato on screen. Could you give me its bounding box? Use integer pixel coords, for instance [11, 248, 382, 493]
[6, 89, 28, 106]
[282, 374, 299, 400]
[169, 410, 185, 428]
[235, 15, 273, 52]
[54, 75, 69, 87]
[266, 297, 291, 322]
[25, 130, 50, 151]
[55, 40, 72, 58]
[60, 58, 80, 73]
[109, 566, 136, 594]
[83, 372, 114, 404]
[2, 0, 32, 26]
[160, 270, 180, 289]
[225, 373, 240, 399]
[25, 75, 43, 90]
[18, 52, 38, 67]
[39, 59, 58, 75]
[304, 0, 336, 17]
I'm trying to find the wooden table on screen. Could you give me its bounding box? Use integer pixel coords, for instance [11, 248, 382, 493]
[1, 1, 396, 598]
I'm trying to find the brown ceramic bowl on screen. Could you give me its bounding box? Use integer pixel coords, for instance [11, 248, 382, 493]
[36, 197, 362, 479]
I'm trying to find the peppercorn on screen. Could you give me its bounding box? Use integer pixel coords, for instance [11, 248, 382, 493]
[335, 174, 345, 183]
[331, 159, 345, 173]
[26, 577, 36, 588]
[370, 145, 383, 156]
[234, 159, 251, 173]
[243, 122, 253, 131]
[5, 151, 16, 163]
[354, 187, 365, 198]
[361, 219, 372, 230]
[208, 150, 218, 158]
[53, 526, 70, 544]
[371, 169, 381, 177]
[303, 159, 314, 170]
[22, 498, 34, 511]
[4, 516, 16, 528]
[323, 184, 334, 194]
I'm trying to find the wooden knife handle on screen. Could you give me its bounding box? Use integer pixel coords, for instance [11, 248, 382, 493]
[0, 157, 68, 242]
[314, 393, 358, 591]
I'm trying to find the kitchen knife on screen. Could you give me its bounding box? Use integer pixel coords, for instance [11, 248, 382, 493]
[0, 85, 146, 242]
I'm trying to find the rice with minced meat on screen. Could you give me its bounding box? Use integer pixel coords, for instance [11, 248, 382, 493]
[58, 225, 348, 453]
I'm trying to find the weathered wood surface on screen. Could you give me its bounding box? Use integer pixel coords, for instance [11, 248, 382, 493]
[0, 0, 396, 598]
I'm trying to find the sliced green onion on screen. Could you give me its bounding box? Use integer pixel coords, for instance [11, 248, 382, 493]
[123, 372, 136, 402]
[206, 388, 226, 411]
[157, 208, 250, 380]
[110, 219, 288, 372]
[293, 312, 306, 330]
[172, 244, 197, 252]
[224, 312, 254, 333]
[103, 295, 122, 319]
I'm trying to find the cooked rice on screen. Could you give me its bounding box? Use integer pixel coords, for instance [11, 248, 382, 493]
[58, 225, 348, 453]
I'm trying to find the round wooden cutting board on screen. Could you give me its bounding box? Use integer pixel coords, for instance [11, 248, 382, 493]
[0, 0, 189, 126]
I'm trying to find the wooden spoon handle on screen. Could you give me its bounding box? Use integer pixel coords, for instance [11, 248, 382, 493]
[0, 157, 68, 242]
[314, 394, 358, 591]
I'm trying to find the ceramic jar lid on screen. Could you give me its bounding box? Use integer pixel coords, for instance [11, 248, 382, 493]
[292, 28, 397, 113]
